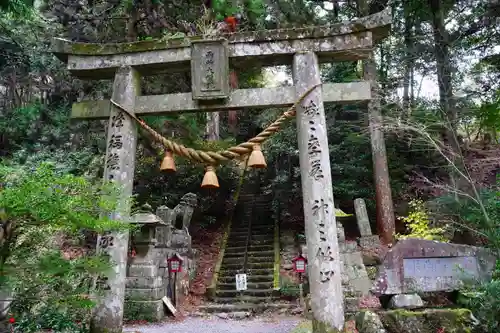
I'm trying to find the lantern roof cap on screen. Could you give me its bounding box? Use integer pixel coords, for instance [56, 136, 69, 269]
[131, 203, 165, 225]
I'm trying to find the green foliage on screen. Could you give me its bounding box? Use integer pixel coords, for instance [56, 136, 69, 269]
[458, 262, 500, 333]
[280, 276, 300, 298]
[429, 178, 500, 333]
[0, 0, 33, 17]
[212, 0, 265, 21]
[431, 178, 500, 250]
[13, 306, 88, 333]
[0, 162, 127, 233]
[396, 199, 448, 242]
[0, 162, 129, 331]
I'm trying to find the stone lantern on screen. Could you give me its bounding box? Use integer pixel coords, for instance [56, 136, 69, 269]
[129, 203, 166, 263]
[124, 203, 169, 322]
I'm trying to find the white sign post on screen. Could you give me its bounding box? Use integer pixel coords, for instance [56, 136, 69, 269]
[235, 273, 247, 291]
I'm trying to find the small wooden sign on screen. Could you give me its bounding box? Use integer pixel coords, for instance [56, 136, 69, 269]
[235, 273, 247, 291]
[162, 296, 178, 317]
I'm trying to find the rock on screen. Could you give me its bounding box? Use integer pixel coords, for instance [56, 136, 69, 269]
[362, 251, 382, 266]
[355, 311, 387, 333]
[300, 245, 307, 258]
[230, 311, 250, 319]
[379, 308, 476, 333]
[388, 294, 424, 309]
[358, 295, 382, 310]
[290, 307, 303, 315]
[345, 297, 359, 312]
[372, 238, 496, 296]
[215, 312, 229, 319]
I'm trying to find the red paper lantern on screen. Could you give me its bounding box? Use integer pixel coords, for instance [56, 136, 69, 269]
[167, 253, 184, 273]
[292, 254, 307, 273]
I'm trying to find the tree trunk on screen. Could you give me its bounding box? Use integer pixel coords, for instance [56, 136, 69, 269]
[402, 0, 414, 118]
[428, 0, 463, 196]
[206, 112, 220, 141]
[357, 0, 396, 245]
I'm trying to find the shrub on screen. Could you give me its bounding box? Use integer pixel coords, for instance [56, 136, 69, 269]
[0, 162, 129, 332]
[396, 199, 448, 242]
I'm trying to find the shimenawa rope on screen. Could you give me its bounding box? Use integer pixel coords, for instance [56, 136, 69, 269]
[109, 83, 321, 165]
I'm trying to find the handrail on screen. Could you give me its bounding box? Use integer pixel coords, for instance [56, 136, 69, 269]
[206, 157, 250, 300]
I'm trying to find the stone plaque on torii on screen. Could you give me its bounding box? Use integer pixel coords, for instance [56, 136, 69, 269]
[51, 8, 390, 333]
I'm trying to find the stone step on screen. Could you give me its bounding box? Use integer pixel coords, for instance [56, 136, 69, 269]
[213, 295, 279, 304]
[217, 281, 274, 290]
[222, 256, 274, 265]
[230, 228, 274, 235]
[221, 262, 274, 270]
[224, 250, 275, 258]
[225, 245, 274, 253]
[250, 234, 274, 242]
[198, 302, 293, 314]
[216, 288, 275, 298]
[227, 235, 274, 244]
[230, 230, 274, 237]
[226, 239, 274, 247]
[219, 267, 274, 276]
[218, 274, 274, 283]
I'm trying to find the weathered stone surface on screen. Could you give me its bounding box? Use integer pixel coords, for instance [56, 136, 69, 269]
[126, 276, 164, 289]
[60, 32, 373, 77]
[70, 82, 371, 119]
[359, 235, 381, 249]
[191, 39, 230, 100]
[358, 295, 382, 310]
[344, 297, 359, 312]
[355, 311, 387, 333]
[337, 222, 346, 243]
[52, 8, 390, 58]
[128, 264, 160, 277]
[90, 66, 139, 333]
[354, 198, 372, 237]
[339, 241, 358, 253]
[379, 308, 476, 333]
[362, 251, 382, 266]
[388, 294, 424, 309]
[125, 287, 165, 300]
[340, 252, 371, 296]
[294, 51, 344, 330]
[372, 238, 496, 296]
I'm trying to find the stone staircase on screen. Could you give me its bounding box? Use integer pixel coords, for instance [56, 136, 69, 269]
[200, 189, 292, 314]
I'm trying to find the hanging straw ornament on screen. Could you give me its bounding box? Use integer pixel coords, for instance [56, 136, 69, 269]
[247, 144, 267, 168]
[160, 150, 176, 172]
[201, 165, 219, 188]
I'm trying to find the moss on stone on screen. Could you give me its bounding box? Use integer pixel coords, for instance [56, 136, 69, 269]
[52, 9, 391, 56]
[379, 308, 473, 333]
[366, 266, 378, 280]
[68, 38, 189, 55]
[312, 319, 344, 333]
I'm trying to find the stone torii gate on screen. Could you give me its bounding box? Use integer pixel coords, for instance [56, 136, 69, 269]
[52, 9, 390, 333]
